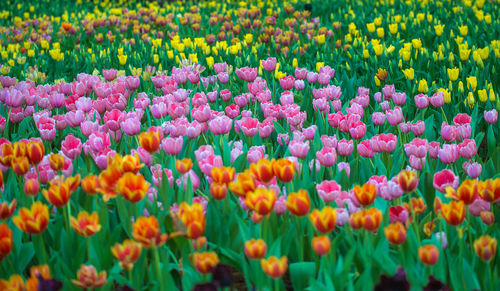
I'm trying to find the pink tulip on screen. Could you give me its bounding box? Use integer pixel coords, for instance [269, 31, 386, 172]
[458, 139, 477, 159]
[372, 112, 386, 125]
[316, 180, 341, 202]
[410, 120, 425, 136]
[121, 117, 141, 136]
[161, 137, 183, 155]
[199, 155, 223, 176]
[370, 133, 397, 153]
[316, 147, 337, 167]
[209, 116, 233, 135]
[382, 85, 395, 100]
[280, 76, 295, 90]
[357, 140, 374, 158]
[337, 139, 354, 156]
[295, 67, 308, 80]
[414, 94, 429, 109]
[404, 138, 428, 158]
[61, 134, 82, 160]
[484, 109, 498, 124]
[430, 92, 444, 107]
[337, 162, 350, 178]
[440, 122, 456, 142]
[289, 140, 309, 159]
[433, 169, 459, 193]
[409, 155, 426, 170]
[386, 106, 403, 125]
[392, 92, 406, 105]
[438, 144, 459, 164]
[349, 121, 366, 140]
[262, 57, 277, 71]
[464, 161, 482, 179]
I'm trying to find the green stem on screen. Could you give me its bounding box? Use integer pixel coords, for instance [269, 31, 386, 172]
[153, 247, 165, 291]
[39, 234, 48, 264]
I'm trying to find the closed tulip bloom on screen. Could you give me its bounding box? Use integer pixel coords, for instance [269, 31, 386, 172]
[138, 131, 161, 153]
[48, 153, 65, 171]
[176, 158, 193, 174]
[386, 107, 403, 125]
[316, 180, 341, 202]
[111, 239, 143, 271]
[410, 121, 425, 136]
[458, 139, 477, 159]
[398, 170, 419, 193]
[71, 265, 107, 289]
[483, 109, 498, 124]
[309, 206, 337, 233]
[372, 112, 386, 125]
[418, 245, 439, 266]
[244, 239, 267, 259]
[465, 162, 482, 179]
[337, 139, 353, 156]
[70, 211, 101, 237]
[480, 211, 495, 226]
[246, 188, 276, 216]
[473, 235, 497, 262]
[272, 159, 295, 183]
[0, 199, 16, 220]
[438, 144, 459, 164]
[211, 166, 236, 184]
[403, 197, 427, 215]
[392, 92, 406, 105]
[61, 134, 83, 160]
[262, 57, 277, 72]
[177, 202, 206, 239]
[13, 202, 49, 234]
[285, 190, 311, 216]
[11, 156, 29, 176]
[430, 92, 445, 107]
[353, 184, 377, 206]
[261, 256, 288, 278]
[289, 140, 310, 159]
[441, 200, 466, 226]
[192, 252, 219, 274]
[360, 208, 383, 232]
[0, 223, 13, 261]
[250, 159, 274, 183]
[455, 179, 478, 205]
[210, 183, 227, 200]
[26, 140, 45, 165]
[311, 236, 331, 256]
[384, 222, 407, 245]
[414, 94, 429, 108]
[349, 121, 367, 140]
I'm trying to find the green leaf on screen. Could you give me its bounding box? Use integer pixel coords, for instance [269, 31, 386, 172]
[273, 121, 287, 134]
[290, 262, 316, 291]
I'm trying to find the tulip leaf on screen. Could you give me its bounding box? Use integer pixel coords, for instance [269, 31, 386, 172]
[290, 262, 316, 291]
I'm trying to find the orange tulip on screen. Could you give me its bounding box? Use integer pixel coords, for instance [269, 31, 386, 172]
[11, 156, 29, 176]
[66, 175, 81, 193]
[48, 153, 65, 171]
[0, 223, 13, 261]
[177, 202, 206, 239]
[192, 236, 208, 251]
[398, 170, 419, 193]
[250, 159, 275, 183]
[0, 199, 16, 220]
[24, 178, 40, 196]
[0, 274, 25, 290]
[228, 170, 255, 197]
[480, 211, 495, 225]
[210, 182, 227, 200]
[433, 197, 442, 215]
[441, 200, 466, 226]
[138, 131, 161, 153]
[384, 222, 407, 245]
[353, 184, 377, 206]
[311, 236, 331, 256]
[403, 197, 427, 215]
[0, 170, 3, 189]
[42, 180, 71, 207]
[97, 164, 122, 202]
[473, 235, 497, 262]
[423, 220, 436, 237]
[478, 179, 500, 203]
[71, 264, 107, 289]
[260, 256, 288, 278]
[456, 179, 478, 205]
[285, 189, 311, 216]
[245, 188, 276, 216]
[309, 206, 337, 233]
[120, 154, 144, 174]
[12, 142, 26, 158]
[244, 238, 267, 259]
[273, 159, 295, 183]
[26, 141, 45, 165]
[117, 172, 148, 203]
[360, 208, 383, 232]
[70, 211, 101, 237]
[211, 166, 236, 184]
[111, 239, 143, 271]
[349, 211, 363, 229]
[175, 158, 193, 174]
[418, 245, 439, 266]
[13, 202, 49, 234]
[82, 175, 99, 195]
[191, 252, 219, 274]
[132, 216, 168, 249]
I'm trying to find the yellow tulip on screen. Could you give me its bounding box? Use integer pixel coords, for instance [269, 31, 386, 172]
[402, 68, 414, 80]
[447, 68, 459, 81]
[418, 79, 429, 93]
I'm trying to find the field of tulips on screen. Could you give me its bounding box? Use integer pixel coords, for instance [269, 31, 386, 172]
[0, 0, 499, 290]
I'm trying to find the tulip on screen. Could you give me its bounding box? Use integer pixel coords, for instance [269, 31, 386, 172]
[478, 179, 500, 202]
[353, 184, 377, 206]
[360, 208, 383, 232]
[316, 147, 337, 167]
[244, 239, 267, 259]
[111, 239, 143, 271]
[0, 223, 13, 261]
[245, 188, 276, 216]
[176, 202, 206, 239]
[316, 180, 341, 203]
[250, 159, 274, 183]
[285, 190, 311, 216]
[311, 236, 331, 256]
[309, 206, 337, 233]
[473, 235, 497, 262]
[228, 171, 256, 197]
[132, 216, 168, 248]
[211, 166, 236, 184]
[456, 179, 478, 205]
[71, 265, 107, 289]
[42, 180, 71, 207]
[397, 170, 419, 193]
[13, 202, 49, 234]
[418, 245, 439, 266]
[384, 222, 407, 245]
[433, 169, 459, 193]
[272, 159, 295, 183]
[441, 200, 466, 226]
[138, 131, 161, 154]
[192, 252, 219, 274]
[70, 211, 101, 237]
[260, 256, 288, 278]
[210, 183, 228, 200]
